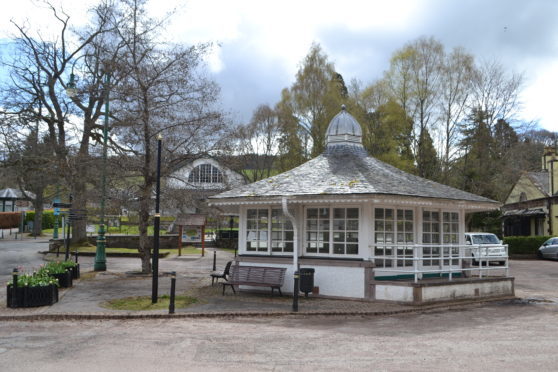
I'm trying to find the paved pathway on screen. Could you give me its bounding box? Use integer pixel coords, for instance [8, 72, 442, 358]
[0, 236, 555, 317]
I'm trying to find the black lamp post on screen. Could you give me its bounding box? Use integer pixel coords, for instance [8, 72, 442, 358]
[151, 134, 162, 304]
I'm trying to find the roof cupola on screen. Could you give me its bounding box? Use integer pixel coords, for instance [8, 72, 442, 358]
[325, 105, 366, 156]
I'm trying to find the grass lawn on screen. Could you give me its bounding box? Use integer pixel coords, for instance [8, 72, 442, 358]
[42, 225, 169, 235]
[69, 244, 202, 256]
[102, 294, 198, 311]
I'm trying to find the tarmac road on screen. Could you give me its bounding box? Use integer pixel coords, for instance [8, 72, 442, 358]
[0, 236, 49, 277]
[1, 301, 557, 371]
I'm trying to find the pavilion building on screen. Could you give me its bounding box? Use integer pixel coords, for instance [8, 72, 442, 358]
[209, 107, 513, 303]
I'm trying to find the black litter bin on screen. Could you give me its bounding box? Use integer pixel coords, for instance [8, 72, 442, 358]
[299, 268, 315, 297]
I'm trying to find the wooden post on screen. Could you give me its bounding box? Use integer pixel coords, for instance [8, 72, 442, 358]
[202, 225, 205, 257]
[178, 225, 183, 256]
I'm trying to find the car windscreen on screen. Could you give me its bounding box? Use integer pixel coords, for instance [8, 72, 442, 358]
[471, 235, 499, 244]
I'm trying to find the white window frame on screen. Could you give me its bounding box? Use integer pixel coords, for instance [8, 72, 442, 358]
[422, 208, 461, 268]
[244, 206, 294, 256]
[303, 205, 361, 258]
[372, 205, 416, 268]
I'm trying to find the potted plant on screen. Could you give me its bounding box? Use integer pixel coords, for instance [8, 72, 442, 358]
[40, 262, 73, 288]
[60, 260, 80, 279]
[7, 271, 59, 308]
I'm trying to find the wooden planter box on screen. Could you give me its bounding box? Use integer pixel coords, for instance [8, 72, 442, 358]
[50, 270, 73, 288]
[6, 284, 59, 308]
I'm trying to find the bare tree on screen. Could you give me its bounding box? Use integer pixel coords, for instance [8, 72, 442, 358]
[469, 59, 523, 130]
[438, 47, 475, 181]
[109, 0, 226, 273]
[234, 104, 281, 183]
[1, 1, 122, 241]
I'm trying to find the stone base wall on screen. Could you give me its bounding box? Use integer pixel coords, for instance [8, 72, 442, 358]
[86, 235, 179, 248]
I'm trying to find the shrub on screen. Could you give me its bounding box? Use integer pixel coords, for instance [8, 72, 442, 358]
[503, 236, 552, 255]
[24, 210, 56, 229]
[0, 212, 20, 228]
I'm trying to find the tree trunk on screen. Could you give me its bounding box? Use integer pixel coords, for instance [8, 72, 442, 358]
[71, 179, 87, 243]
[32, 191, 44, 237]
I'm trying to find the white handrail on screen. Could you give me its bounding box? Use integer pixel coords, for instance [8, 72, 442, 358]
[371, 243, 509, 283]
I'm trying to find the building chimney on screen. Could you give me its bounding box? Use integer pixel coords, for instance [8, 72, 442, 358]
[543, 147, 558, 195]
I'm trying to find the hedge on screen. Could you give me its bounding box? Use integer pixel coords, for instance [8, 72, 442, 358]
[503, 236, 551, 255]
[0, 212, 20, 228]
[24, 210, 56, 229]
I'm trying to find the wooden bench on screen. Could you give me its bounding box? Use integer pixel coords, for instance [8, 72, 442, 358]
[222, 265, 286, 296]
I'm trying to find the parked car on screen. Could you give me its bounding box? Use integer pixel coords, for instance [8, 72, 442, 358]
[538, 237, 558, 260]
[464, 232, 507, 265]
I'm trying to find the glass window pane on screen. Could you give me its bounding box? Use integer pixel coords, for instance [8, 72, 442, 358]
[319, 243, 329, 253]
[333, 244, 345, 254]
[346, 244, 358, 254]
[285, 231, 294, 241]
[347, 220, 358, 230]
[307, 220, 318, 230]
[347, 232, 358, 242]
[247, 209, 257, 219]
[319, 219, 330, 230]
[423, 211, 430, 221]
[405, 221, 413, 231]
[405, 210, 413, 220]
[319, 208, 330, 218]
[385, 209, 393, 220]
[334, 208, 345, 219]
[347, 208, 358, 218]
[333, 219, 345, 230]
[375, 221, 384, 231]
[333, 232, 345, 242]
[375, 233, 384, 243]
[375, 208, 384, 219]
[307, 208, 318, 218]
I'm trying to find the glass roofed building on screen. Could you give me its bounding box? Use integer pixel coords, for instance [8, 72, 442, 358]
[209, 107, 513, 303]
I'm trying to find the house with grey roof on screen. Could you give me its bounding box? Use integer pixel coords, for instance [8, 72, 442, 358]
[502, 146, 558, 236]
[0, 188, 34, 212]
[209, 107, 512, 303]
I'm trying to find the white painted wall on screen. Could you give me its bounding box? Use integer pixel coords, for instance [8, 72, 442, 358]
[240, 262, 366, 298]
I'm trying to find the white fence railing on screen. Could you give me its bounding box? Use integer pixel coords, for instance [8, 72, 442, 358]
[371, 244, 509, 283]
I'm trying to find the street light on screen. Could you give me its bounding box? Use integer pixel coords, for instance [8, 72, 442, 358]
[66, 66, 110, 271]
[151, 133, 163, 304]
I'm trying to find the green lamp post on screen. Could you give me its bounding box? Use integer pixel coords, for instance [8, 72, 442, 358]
[66, 68, 109, 271]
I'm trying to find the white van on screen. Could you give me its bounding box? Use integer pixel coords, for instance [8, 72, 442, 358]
[464, 233, 507, 265]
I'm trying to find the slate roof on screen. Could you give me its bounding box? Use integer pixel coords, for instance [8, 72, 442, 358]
[526, 172, 550, 196]
[210, 107, 498, 206]
[0, 188, 34, 199]
[210, 149, 497, 204]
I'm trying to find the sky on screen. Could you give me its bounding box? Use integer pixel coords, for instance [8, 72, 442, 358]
[1, 0, 557, 131]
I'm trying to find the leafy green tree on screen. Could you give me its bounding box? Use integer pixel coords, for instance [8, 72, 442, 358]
[279, 43, 347, 157]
